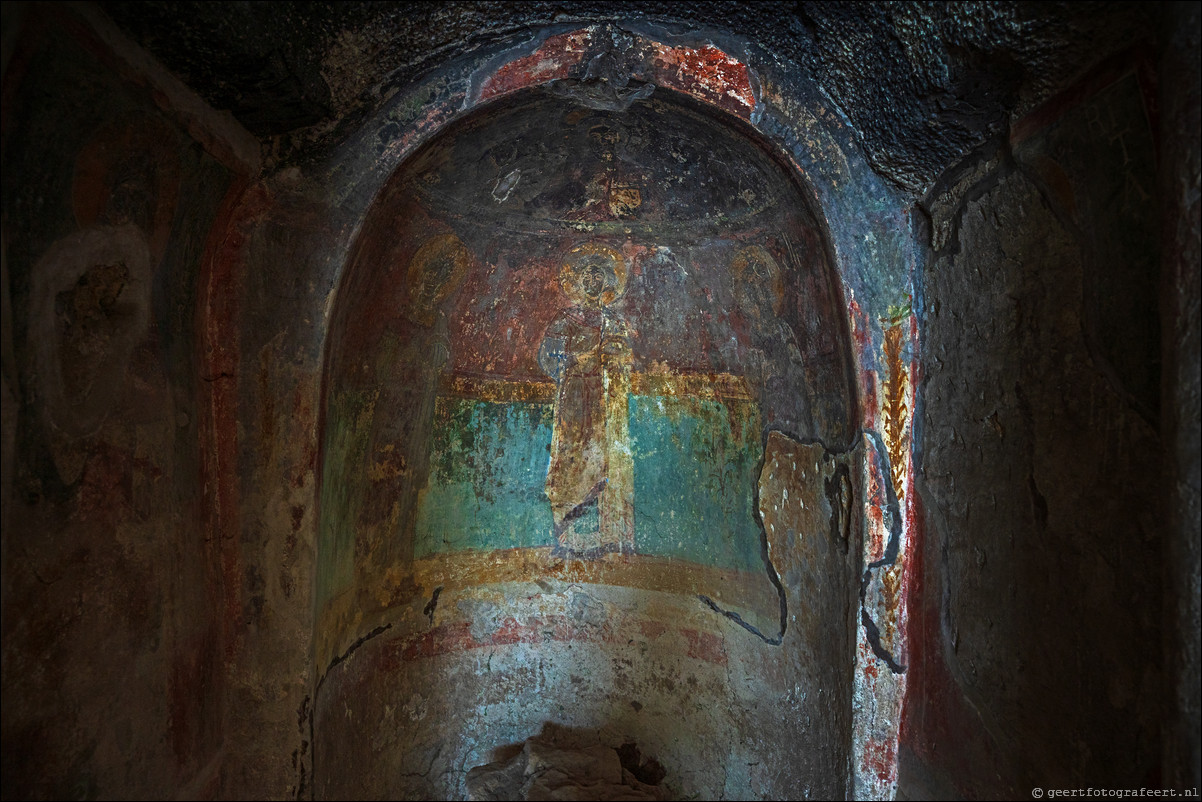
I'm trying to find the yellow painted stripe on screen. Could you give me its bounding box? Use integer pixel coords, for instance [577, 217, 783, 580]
[439, 371, 753, 403]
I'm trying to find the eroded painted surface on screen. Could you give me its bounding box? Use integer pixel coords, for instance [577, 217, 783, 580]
[317, 88, 857, 652]
[4, 5, 1185, 800]
[314, 71, 864, 799]
[0, 6, 237, 797]
[317, 430, 860, 799]
[898, 54, 1167, 798]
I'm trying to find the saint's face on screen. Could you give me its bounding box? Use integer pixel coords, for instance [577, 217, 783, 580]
[413, 258, 454, 313]
[581, 262, 606, 304]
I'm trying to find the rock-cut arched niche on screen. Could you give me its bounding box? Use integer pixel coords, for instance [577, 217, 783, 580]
[314, 86, 860, 799]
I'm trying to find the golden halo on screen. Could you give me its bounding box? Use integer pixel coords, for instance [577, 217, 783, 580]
[731, 244, 782, 284]
[406, 232, 472, 308]
[559, 242, 627, 307]
[731, 244, 786, 315]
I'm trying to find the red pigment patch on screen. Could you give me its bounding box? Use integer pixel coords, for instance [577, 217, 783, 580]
[385, 619, 729, 666]
[74, 442, 134, 524]
[639, 620, 667, 640]
[169, 629, 218, 765]
[392, 617, 571, 664]
[860, 736, 897, 786]
[398, 621, 474, 663]
[847, 298, 879, 429]
[649, 43, 756, 119]
[682, 628, 728, 665]
[897, 486, 1002, 790]
[391, 93, 467, 159]
[479, 30, 593, 102]
[197, 178, 269, 660]
[449, 251, 565, 378]
[862, 654, 879, 680]
[861, 369, 879, 430]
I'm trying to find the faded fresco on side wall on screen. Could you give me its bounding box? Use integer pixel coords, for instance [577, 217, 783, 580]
[1, 10, 235, 796]
[318, 90, 855, 640]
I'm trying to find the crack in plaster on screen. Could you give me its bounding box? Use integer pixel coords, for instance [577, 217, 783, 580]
[696, 594, 781, 646]
[423, 584, 443, 625]
[697, 430, 860, 649]
[861, 429, 907, 674]
[315, 622, 393, 693]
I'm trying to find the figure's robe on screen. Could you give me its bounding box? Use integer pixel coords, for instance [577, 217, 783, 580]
[539, 305, 633, 553]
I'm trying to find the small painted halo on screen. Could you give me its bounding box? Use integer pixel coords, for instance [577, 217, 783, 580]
[731, 244, 785, 315]
[406, 232, 472, 308]
[560, 243, 628, 307]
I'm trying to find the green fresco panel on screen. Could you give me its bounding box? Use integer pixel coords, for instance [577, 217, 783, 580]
[629, 395, 764, 571]
[415, 398, 557, 557]
[416, 393, 764, 572]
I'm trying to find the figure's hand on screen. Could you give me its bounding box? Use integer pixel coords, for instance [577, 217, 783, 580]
[572, 349, 598, 371]
[601, 335, 631, 360]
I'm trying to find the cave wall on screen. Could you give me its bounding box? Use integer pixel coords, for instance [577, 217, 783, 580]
[899, 45, 1172, 799]
[2, 3, 1195, 801]
[0, 4, 255, 798]
[1158, 2, 1202, 792]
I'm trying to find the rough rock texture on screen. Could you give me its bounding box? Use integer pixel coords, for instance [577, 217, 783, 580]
[1158, 1, 1202, 791]
[901, 50, 1166, 795]
[101, 1, 1158, 191]
[797, 1, 1157, 193]
[464, 728, 669, 801]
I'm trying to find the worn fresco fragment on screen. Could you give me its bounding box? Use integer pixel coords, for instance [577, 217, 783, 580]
[539, 244, 634, 554]
[416, 390, 765, 568]
[363, 233, 471, 568]
[1, 12, 238, 796]
[854, 429, 907, 801]
[853, 306, 917, 801]
[630, 394, 763, 572]
[320, 88, 859, 656]
[318, 387, 376, 607]
[730, 245, 814, 437]
[414, 398, 555, 557]
[25, 115, 182, 485]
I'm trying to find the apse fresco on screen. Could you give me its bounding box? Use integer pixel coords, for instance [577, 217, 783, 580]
[413, 240, 770, 573]
[319, 90, 854, 631]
